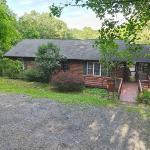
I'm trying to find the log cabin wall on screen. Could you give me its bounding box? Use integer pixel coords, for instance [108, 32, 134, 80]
[22, 58, 35, 70]
[69, 60, 83, 76]
[22, 59, 121, 88]
[83, 75, 111, 88]
[24, 60, 35, 69]
[67, 60, 112, 88]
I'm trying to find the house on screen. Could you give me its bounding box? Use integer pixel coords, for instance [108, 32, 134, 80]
[5, 39, 150, 88]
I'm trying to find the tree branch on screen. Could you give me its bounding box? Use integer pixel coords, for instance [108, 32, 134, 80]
[61, 0, 148, 7]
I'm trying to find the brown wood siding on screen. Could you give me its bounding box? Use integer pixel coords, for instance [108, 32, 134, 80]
[69, 61, 83, 75]
[112, 67, 124, 78]
[23, 58, 35, 70]
[83, 75, 111, 88]
[25, 61, 35, 69]
[22, 59, 121, 88]
[68, 61, 112, 88]
[140, 80, 150, 89]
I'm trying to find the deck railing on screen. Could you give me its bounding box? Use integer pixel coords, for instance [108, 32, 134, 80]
[117, 78, 123, 98]
[83, 75, 123, 99]
[138, 79, 150, 92]
[138, 80, 143, 92]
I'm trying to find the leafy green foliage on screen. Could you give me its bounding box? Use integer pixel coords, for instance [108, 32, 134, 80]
[0, 1, 21, 79]
[1, 58, 22, 79]
[96, 38, 120, 76]
[52, 71, 85, 92]
[84, 88, 108, 98]
[23, 69, 48, 83]
[136, 21, 150, 44]
[0, 77, 116, 107]
[70, 27, 99, 39]
[49, 4, 63, 17]
[138, 90, 150, 105]
[18, 10, 100, 40]
[18, 11, 72, 39]
[0, 1, 20, 52]
[50, 0, 150, 40]
[35, 43, 63, 81]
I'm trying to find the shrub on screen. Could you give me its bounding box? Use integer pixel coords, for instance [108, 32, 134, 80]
[35, 42, 63, 81]
[137, 90, 150, 104]
[23, 69, 49, 82]
[52, 71, 85, 91]
[2, 58, 22, 79]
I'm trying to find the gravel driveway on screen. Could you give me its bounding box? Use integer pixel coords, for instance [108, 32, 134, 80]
[0, 94, 149, 150]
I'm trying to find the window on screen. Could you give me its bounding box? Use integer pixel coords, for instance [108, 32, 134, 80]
[88, 62, 93, 74]
[94, 63, 100, 75]
[62, 61, 69, 71]
[143, 64, 149, 73]
[138, 63, 149, 73]
[83, 62, 101, 76]
[83, 62, 87, 75]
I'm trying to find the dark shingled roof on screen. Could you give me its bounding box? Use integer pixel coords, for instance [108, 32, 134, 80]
[5, 39, 150, 62]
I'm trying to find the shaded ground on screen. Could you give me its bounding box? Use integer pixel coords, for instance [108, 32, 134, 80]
[0, 94, 149, 150]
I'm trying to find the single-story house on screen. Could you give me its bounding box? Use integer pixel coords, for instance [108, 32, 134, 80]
[5, 39, 150, 87]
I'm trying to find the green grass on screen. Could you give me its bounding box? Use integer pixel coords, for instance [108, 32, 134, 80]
[125, 104, 150, 120]
[137, 90, 150, 104]
[0, 77, 117, 107]
[0, 77, 150, 118]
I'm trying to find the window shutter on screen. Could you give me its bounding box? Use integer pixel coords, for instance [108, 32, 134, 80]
[83, 62, 87, 75]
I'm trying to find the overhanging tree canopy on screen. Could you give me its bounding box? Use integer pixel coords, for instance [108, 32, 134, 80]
[50, 0, 150, 42]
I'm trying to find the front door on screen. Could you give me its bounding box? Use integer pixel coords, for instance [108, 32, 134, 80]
[129, 65, 136, 82]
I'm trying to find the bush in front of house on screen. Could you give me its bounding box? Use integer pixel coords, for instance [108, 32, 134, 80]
[2, 58, 23, 79]
[51, 71, 85, 92]
[35, 42, 64, 81]
[23, 69, 49, 82]
[137, 90, 150, 104]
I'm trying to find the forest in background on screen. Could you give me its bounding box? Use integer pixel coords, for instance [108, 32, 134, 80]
[18, 11, 99, 40]
[18, 10, 150, 44]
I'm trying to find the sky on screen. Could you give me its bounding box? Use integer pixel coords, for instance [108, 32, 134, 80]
[7, 0, 102, 30]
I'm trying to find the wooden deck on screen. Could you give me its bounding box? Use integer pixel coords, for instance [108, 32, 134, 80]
[120, 83, 139, 103]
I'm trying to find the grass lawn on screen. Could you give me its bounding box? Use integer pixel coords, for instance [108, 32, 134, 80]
[0, 77, 150, 119]
[0, 77, 117, 107]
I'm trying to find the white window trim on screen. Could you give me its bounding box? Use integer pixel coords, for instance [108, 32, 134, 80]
[93, 63, 94, 75]
[100, 64, 101, 76]
[87, 62, 101, 76]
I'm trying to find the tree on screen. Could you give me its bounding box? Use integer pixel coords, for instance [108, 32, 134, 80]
[18, 11, 72, 39]
[70, 27, 99, 39]
[0, 0, 20, 52]
[35, 43, 63, 81]
[136, 21, 150, 44]
[2, 58, 22, 79]
[50, 0, 150, 42]
[0, 0, 21, 76]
